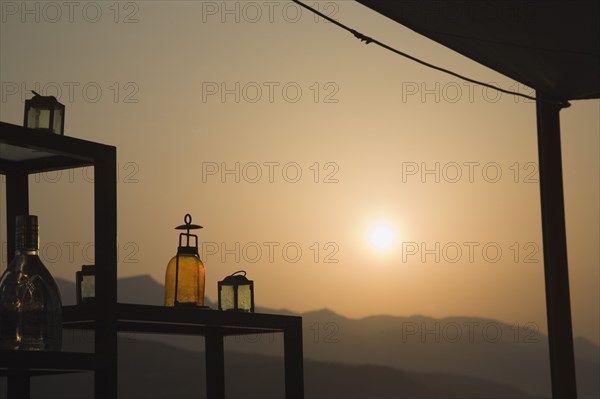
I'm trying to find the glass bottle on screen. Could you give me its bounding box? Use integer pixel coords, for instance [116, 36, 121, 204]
[0, 215, 63, 351]
[165, 214, 205, 307]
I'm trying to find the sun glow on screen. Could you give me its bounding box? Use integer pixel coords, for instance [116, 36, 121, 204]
[368, 222, 397, 252]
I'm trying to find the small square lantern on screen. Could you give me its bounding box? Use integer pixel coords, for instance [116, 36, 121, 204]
[76, 265, 95, 305]
[218, 271, 254, 312]
[24, 90, 65, 135]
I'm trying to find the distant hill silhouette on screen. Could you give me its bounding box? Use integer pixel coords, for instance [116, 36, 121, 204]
[35, 336, 533, 399]
[55, 276, 600, 398]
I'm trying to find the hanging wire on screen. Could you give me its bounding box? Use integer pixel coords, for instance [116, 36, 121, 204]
[292, 0, 569, 107]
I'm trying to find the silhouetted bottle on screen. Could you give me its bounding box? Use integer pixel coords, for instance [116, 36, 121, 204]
[0, 215, 63, 351]
[165, 214, 205, 307]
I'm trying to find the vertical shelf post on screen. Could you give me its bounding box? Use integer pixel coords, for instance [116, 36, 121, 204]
[93, 148, 118, 399]
[5, 170, 29, 261]
[205, 330, 225, 399]
[284, 318, 304, 399]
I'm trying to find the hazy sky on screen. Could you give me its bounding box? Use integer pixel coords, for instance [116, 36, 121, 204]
[1, 1, 598, 345]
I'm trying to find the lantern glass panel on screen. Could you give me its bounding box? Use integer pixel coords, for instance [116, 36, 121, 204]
[53, 108, 63, 134]
[237, 284, 252, 311]
[165, 253, 205, 306]
[81, 275, 94, 299]
[76, 265, 95, 304]
[220, 285, 235, 311]
[28, 108, 51, 130]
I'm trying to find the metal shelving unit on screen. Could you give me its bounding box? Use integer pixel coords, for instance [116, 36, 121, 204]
[0, 121, 304, 399]
[0, 121, 118, 399]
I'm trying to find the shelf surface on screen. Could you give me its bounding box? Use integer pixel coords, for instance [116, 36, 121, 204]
[63, 303, 301, 336]
[0, 351, 98, 372]
[0, 122, 115, 174]
[0, 143, 58, 162]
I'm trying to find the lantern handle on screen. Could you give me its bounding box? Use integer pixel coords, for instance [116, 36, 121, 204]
[174, 213, 202, 249]
[231, 270, 247, 277]
[175, 213, 203, 230]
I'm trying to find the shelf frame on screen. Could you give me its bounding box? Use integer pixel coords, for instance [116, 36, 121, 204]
[63, 303, 305, 398]
[1, 121, 304, 399]
[1, 121, 118, 399]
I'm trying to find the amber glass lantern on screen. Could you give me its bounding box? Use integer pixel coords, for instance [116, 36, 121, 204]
[24, 91, 65, 135]
[164, 214, 206, 307]
[218, 271, 254, 312]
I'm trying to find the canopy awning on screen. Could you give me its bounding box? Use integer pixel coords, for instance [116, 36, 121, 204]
[355, 0, 600, 101]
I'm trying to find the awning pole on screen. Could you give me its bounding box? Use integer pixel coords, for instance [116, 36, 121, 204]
[535, 92, 578, 399]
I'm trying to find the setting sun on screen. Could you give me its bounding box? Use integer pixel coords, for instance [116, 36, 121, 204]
[368, 222, 397, 251]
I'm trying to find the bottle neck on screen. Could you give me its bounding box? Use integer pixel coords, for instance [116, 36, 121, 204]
[16, 248, 40, 256]
[16, 217, 40, 253]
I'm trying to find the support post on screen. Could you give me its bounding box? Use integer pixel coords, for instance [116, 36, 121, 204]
[6, 171, 29, 262]
[5, 172, 29, 399]
[206, 331, 225, 399]
[535, 92, 578, 399]
[284, 319, 304, 399]
[94, 150, 118, 399]
[7, 371, 29, 399]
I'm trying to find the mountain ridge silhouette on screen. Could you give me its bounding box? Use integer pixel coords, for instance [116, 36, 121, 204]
[41, 335, 535, 398]
[55, 275, 599, 398]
